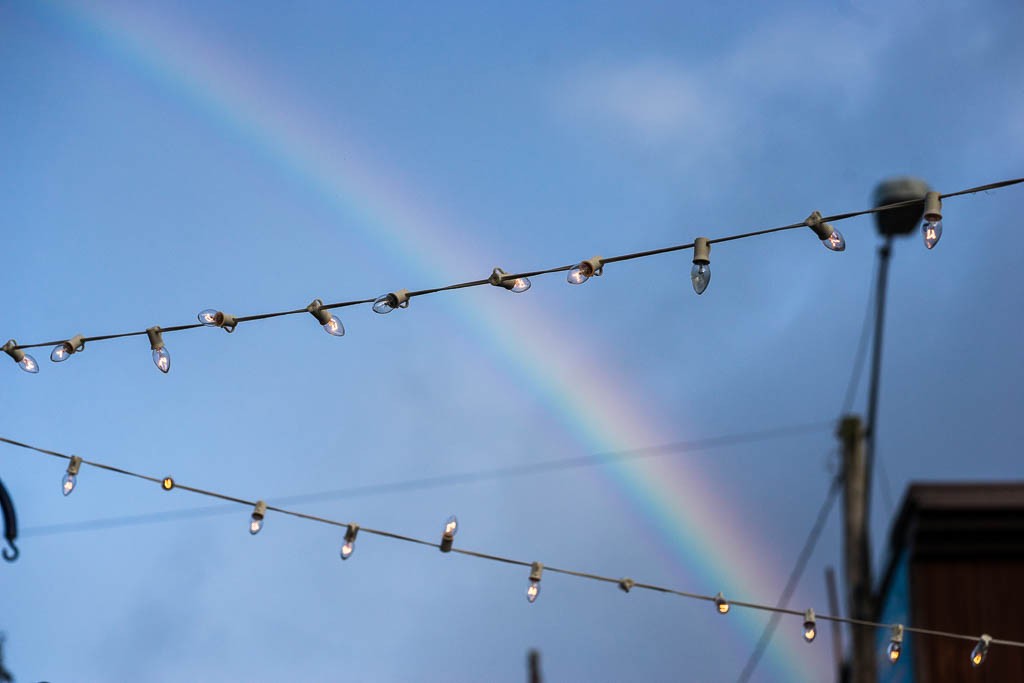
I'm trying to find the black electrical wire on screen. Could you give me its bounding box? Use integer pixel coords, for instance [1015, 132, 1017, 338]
[2, 433, 1021, 653]
[8, 177, 1022, 353]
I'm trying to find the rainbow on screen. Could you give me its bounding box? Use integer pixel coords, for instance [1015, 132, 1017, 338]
[32, 2, 822, 679]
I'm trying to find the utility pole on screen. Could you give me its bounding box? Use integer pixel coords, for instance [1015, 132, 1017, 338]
[839, 415, 875, 683]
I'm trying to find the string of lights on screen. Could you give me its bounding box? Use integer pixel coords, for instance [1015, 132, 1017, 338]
[3, 177, 1021, 375]
[3, 434, 1022, 666]
[18, 420, 833, 538]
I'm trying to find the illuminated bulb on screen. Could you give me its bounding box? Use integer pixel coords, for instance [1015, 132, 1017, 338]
[806, 211, 846, 252]
[197, 309, 237, 332]
[509, 278, 531, 293]
[526, 562, 543, 604]
[161, 477, 174, 491]
[489, 268, 531, 293]
[62, 456, 82, 497]
[340, 524, 359, 561]
[802, 609, 817, 643]
[566, 256, 603, 285]
[3, 340, 39, 374]
[307, 299, 345, 337]
[691, 237, 712, 295]
[971, 635, 991, 667]
[250, 500, 267, 535]
[922, 191, 943, 250]
[824, 229, 846, 251]
[61, 472, 77, 496]
[714, 592, 730, 614]
[198, 309, 220, 326]
[439, 514, 459, 552]
[50, 343, 72, 362]
[322, 315, 345, 336]
[18, 355, 39, 373]
[887, 624, 904, 664]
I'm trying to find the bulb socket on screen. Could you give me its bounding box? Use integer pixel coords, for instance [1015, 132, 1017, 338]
[252, 500, 267, 521]
[217, 312, 238, 332]
[390, 289, 411, 309]
[693, 237, 711, 265]
[891, 624, 904, 644]
[440, 533, 454, 553]
[580, 256, 604, 277]
[2, 340, 26, 364]
[805, 211, 836, 241]
[618, 577, 635, 593]
[146, 326, 165, 351]
[344, 523, 359, 544]
[306, 298, 334, 326]
[923, 191, 942, 222]
[489, 267, 521, 290]
[66, 455, 82, 476]
[529, 561, 544, 583]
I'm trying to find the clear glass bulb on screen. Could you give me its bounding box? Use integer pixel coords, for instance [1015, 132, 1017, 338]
[526, 579, 540, 603]
[444, 515, 459, 537]
[50, 343, 71, 362]
[566, 265, 590, 285]
[62, 472, 77, 496]
[803, 622, 816, 643]
[152, 347, 170, 373]
[971, 641, 987, 667]
[372, 296, 395, 314]
[322, 315, 345, 336]
[198, 309, 220, 326]
[510, 277, 531, 293]
[340, 541, 354, 560]
[18, 354, 39, 374]
[249, 517, 263, 535]
[691, 263, 711, 295]
[922, 218, 942, 249]
[823, 229, 846, 252]
[887, 641, 901, 664]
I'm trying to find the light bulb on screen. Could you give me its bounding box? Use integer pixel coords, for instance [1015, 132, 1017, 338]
[823, 228, 846, 252]
[566, 264, 591, 285]
[61, 472, 77, 496]
[250, 500, 266, 535]
[802, 609, 816, 643]
[249, 517, 263, 535]
[152, 347, 170, 373]
[322, 315, 345, 336]
[887, 640, 901, 664]
[922, 218, 942, 249]
[372, 295, 396, 314]
[340, 524, 358, 560]
[691, 263, 711, 295]
[527, 579, 540, 603]
[18, 354, 39, 374]
[509, 277, 531, 293]
[971, 635, 991, 667]
[444, 515, 459, 537]
[198, 309, 220, 326]
[50, 343, 72, 362]
[161, 477, 174, 491]
[714, 592, 729, 614]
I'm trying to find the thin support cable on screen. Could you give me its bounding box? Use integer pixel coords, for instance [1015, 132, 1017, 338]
[2, 435, 1022, 652]
[735, 474, 841, 683]
[7, 177, 1022, 353]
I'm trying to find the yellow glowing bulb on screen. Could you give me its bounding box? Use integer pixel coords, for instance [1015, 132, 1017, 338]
[162, 477, 174, 491]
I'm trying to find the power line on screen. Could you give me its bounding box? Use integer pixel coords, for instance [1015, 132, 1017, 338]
[4, 177, 1021, 364]
[2, 434, 1022, 657]
[16, 420, 833, 537]
[735, 473, 841, 682]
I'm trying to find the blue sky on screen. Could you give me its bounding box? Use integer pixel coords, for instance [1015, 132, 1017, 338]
[1, 1, 1022, 681]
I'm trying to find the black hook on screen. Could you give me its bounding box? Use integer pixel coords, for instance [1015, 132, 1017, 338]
[1, 540, 16, 563]
[0, 478, 18, 563]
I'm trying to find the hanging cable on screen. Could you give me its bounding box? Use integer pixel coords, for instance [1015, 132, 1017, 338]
[0, 434, 1021, 657]
[13, 421, 832, 538]
[3, 177, 1020, 367]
